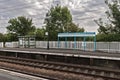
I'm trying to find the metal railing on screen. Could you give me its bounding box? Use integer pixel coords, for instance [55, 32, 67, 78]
[1, 41, 120, 53]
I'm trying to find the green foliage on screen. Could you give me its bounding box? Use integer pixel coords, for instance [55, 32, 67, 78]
[4, 33, 18, 42]
[44, 5, 84, 41]
[95, 18, 113, 34]
[67, 22, 84, 32]
[44, 5, 72, 40]
[96, 34, 120, 41]
[95, 0, 120, 41]
[95, 0, 120, 34]
[7, 16, 36, 36]
[0, 33, 4, 42]
[0, 33, 18, 42]
[36, 28, 45, 41]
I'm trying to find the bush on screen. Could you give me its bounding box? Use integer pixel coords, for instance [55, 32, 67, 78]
[96, 34, 120, 41]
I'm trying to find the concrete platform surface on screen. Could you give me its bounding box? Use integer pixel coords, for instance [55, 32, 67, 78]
[0, 48, 120, 60]
[0, 69, 47, 80]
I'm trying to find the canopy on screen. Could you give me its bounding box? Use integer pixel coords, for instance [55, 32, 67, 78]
[58, 32, 96, 51]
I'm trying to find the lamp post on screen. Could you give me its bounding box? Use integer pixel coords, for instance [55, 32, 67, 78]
[45, 15, 51, 50]
[45, 32, 49, 50]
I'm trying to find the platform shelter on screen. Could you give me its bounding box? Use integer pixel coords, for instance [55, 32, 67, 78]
[58, 32, 96, 51]
[18, 35, 36, 48]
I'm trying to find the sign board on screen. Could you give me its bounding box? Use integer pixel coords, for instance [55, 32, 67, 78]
[45, 32, 48, 36]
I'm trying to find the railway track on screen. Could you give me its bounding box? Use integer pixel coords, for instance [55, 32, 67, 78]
[0, 56, 119, 80]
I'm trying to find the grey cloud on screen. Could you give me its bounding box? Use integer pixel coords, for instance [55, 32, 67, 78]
[0, 0, 106, 33]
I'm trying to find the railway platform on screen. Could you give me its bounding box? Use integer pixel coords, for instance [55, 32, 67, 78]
[0, 48, 120, 61]
[0, 48, 120, 69]
[0, 68, 45, 80]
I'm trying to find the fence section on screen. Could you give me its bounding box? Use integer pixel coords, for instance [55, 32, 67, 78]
[3, 41, 120, 53]
[0, 42, 3, 48]
[5, 42, 18, 48]
[35, 41, 120, 52]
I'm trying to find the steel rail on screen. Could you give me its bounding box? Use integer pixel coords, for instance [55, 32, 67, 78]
[0, 56, 119, 80]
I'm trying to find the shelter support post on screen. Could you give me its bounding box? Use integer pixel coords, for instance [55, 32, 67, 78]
[84, 37, 86, 51]
[74, 37, 76, 49]
[65, 37, 67, 48]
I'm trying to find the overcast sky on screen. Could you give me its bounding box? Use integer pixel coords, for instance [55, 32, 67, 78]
[0, 0, 107, 34]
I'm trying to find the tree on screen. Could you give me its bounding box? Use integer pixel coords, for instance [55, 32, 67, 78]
[44, 5, 72, 40]
[0, 33, 4, 42]
[95, 0, 120, 34]
[94, 18, 113, 34]
[67, 22, 84, 32]
[44, 5, 84, 40]
[36, 28, 45, 41]
[7, 16, 36, 36]
[4, 33, 18, 41]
